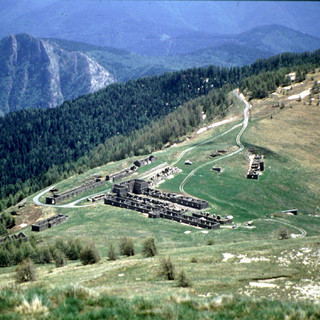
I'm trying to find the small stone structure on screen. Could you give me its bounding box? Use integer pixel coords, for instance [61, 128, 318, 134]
[104, 179, 226, 230]
[0, 232, 28, 244]
[46, 178, 105, 204]
[210, 149, 227, 158]
[211, 167, 221, 172]
[134, 155, 157, 167]
[281, 208, 298, 215]
[31, 214, 68, 232]
[247, 154, 264, 179]
[88, 194, 106, 202]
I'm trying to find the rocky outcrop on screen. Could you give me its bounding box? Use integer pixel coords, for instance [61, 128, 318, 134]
[0, 34, 115, 115]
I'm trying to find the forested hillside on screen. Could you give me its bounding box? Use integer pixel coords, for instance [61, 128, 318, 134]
[0, 50, 319, 211]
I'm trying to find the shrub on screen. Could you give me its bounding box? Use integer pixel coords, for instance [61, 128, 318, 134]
[0, 222, 7, 236]
[159, 257, 175, 280]
[142, 237, 157, 257]
[206, 239, 214, 246]
[0, 247, 11, 267]
[278, 228, 290, 240]
[80, 243, 101, 265]
[15, 258, 36, 283]
[66, 239, 83, 260]
[190, 257, 198, 263]
[177, 270, 191, 287]
[107, 243, 117, 261]
[54, 239, 68, 254]
[53, 249, 66, 268]
[15, 295, 48, 316]
[119, 237, 135, 257]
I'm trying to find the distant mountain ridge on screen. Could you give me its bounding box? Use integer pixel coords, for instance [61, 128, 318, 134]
[1, 24, 320, 115]
[0, 33, 114, 116]
[0, 1, 319, 53]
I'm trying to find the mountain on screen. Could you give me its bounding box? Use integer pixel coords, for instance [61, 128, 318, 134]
[1, 24, 320, 115]
[0, 49, 319, 208]
[48, 24, 320, 76]
[0, 1, 319, 55]
[0, 34, 114, 116]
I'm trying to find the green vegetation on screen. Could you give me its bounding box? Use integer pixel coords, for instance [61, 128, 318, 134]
[119, 237, 135, 257]
[1, 285, 320, 320]
[107, 243, 117, 261]
[79, 243, 101, 265]
[176, 270, 191, 288]
[141, 237, 158, 257]
[160, 257, 175, 280]
[15, 258, 36, 283]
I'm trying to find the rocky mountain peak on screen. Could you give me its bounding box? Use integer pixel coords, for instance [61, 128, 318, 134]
[0, 33, 115, 115]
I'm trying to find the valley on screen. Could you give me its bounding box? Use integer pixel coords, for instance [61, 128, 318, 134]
[1, 71, 320, 318]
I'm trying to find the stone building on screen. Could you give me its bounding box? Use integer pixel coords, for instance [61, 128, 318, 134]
[31, 214, 68, 232]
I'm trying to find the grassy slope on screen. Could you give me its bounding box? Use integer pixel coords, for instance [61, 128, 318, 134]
[1, 71, 320, 318]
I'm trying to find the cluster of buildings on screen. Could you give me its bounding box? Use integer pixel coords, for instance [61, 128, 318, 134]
[105, 178, 232, 229]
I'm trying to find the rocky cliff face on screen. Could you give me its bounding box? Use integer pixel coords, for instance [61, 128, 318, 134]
[0, 34, 114, 115]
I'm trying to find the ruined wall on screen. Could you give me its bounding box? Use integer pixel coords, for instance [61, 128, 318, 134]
[46, 178, 105, 204]
[31, 214, 68, 232]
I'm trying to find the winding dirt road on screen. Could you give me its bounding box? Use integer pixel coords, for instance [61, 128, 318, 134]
[179, 89, 251, 194]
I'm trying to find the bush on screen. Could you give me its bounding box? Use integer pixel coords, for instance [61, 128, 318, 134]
[0, 247, 11, 267]
[53, 249, 66, 268]
[278, 228, 290, 240]
[66, 239, 83, 260]
[80, 243, 101, 265]
[142, 237, 157, 257]
[15, 258, 36, 283]
[159, 257, 175, 280]
[107, 243, 117, 261]
[206, 239, 214, 246]
[119, 237, 135, 257]
[190, 257, 198, 263]
[177, 270, 191, 287]
[54, 239, 68, 254]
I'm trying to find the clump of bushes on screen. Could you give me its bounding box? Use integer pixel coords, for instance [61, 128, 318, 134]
[141, 237, 157, 257]
[15, 258, 36, 283]
[80, 243, 101, 265]
[159, 257, 175, 280]
[0, 236, 86, 269]
[119, 237, 135, 257]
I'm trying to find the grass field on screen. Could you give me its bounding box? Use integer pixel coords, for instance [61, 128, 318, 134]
[1, 72, 320, 318]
